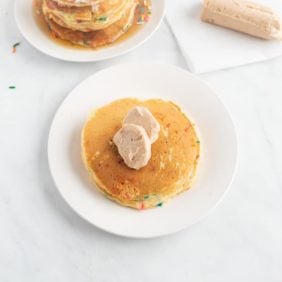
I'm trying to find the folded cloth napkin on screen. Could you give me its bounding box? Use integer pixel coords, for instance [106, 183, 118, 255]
[166, 0, 282, 73]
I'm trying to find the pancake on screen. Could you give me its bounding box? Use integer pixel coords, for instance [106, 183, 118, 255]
[44, 1, 137, 48]
[81, 98, 200, 210]
[42, 0, 134, 31]
[53, 0, 111, 8]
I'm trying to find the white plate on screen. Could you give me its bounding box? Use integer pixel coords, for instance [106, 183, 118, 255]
[48, 63, 238, 238]
[15, 0, 165, 62]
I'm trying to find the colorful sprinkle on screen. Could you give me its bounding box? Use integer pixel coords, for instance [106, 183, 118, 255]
[139, 194, 164, 209]
[140, 202, 145, 210]
[96, 16, 107, 22]
[12, 42, 21, 53]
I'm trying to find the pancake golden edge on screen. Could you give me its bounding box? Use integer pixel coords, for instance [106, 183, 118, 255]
[81, 98, 200, 210]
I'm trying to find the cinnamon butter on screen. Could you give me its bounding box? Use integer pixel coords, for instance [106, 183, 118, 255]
[201, 0, 282, 40]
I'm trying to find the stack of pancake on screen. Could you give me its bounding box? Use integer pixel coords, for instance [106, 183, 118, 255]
[41, 0, 146, 48]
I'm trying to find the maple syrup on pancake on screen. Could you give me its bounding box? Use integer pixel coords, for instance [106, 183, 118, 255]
[33, 0, 150, 50]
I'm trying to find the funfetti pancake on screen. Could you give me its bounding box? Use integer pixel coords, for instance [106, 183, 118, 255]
[81, 98, 200, 210]
[44, 1, 137, 48]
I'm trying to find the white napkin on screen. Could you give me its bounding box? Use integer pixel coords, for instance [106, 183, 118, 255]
[166, 0, 282, 73]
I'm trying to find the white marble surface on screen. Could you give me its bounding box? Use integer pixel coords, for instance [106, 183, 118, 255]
[1, 1, 282, 281]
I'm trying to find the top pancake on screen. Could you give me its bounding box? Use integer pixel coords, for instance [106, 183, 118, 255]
[81, 98, 200, 210]
[52, 0, 119, 8]
[43, 0, 135, 31]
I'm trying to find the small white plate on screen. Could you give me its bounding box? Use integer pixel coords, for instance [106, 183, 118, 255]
[15, 0, 165, 62]
[48, 63, 238, 238]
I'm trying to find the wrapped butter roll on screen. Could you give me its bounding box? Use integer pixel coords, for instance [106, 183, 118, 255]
[201, 0, 282, 40]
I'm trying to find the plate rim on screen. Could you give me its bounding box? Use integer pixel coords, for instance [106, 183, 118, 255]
[14, 0, 166, 62]
[48, 63, 239, 238]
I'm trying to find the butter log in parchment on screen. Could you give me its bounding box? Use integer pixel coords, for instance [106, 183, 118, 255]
[201, 0, 282, 40]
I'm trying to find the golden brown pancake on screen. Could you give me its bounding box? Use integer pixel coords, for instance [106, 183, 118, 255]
[43, 0, 135, 31]
[53, 0, 119, 8]
[44, 2, 137, 48]
[35, 0, 151, 49]
[81, 98, 200, 210]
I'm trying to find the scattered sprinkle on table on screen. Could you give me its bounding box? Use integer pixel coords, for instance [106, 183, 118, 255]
[9, 86, 16, 89]
[12, 42, 21, 53]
